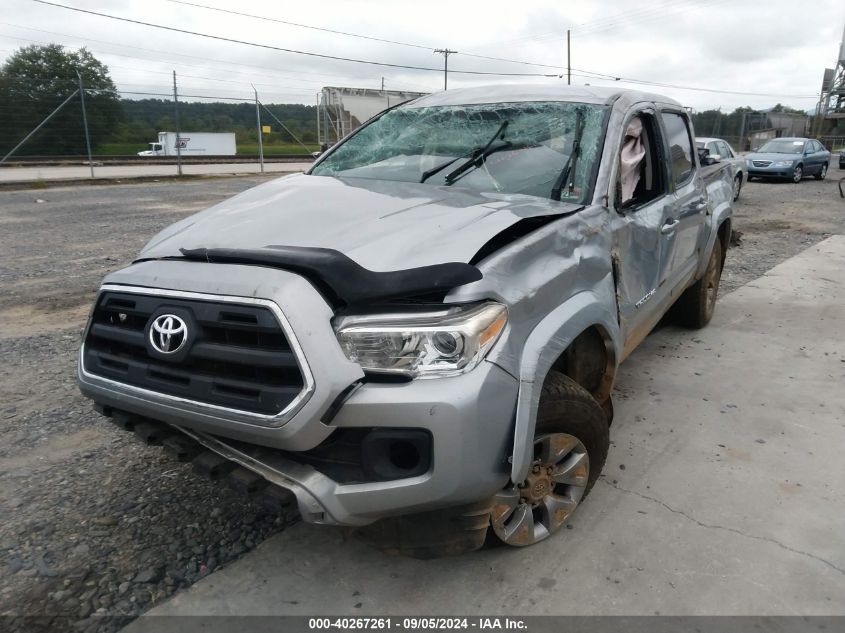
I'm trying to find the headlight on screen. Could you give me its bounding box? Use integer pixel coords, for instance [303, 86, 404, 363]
[772, 160, 794, 167]
[334, 302, 507, 379]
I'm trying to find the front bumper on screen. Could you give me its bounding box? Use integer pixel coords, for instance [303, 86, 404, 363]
[746, 164, 795, 178]
[166, 360, 517, 526]
[78, 260, 518, 525]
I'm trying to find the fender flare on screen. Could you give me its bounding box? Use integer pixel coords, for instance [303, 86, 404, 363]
[696, 203, 732, 279]
[510, 288, 621, 483]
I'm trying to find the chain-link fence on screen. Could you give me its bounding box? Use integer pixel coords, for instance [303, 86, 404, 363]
[5, 77, 843, 179]
[0, 73, 320, 177]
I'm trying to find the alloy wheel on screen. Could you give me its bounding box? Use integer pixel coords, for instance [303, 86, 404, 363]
[491, 433, 589, 546]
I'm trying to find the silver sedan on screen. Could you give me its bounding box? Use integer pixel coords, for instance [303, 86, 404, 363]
[696, 137, 745, 201]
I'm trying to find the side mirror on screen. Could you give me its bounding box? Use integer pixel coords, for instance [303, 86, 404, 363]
[710, 154, 722, 163]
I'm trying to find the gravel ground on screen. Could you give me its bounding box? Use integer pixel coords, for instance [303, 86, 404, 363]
[1, 170, 844, 631]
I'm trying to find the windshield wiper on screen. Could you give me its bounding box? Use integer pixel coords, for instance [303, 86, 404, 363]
[550, 109, 583, 201]
[420, 154, 464, 183]
[443, 120, 510, 185]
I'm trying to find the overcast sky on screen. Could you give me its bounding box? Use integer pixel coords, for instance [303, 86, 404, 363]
[1, 0, 844, 111]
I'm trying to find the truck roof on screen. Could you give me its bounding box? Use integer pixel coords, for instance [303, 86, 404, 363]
[405, 83, 682, 109]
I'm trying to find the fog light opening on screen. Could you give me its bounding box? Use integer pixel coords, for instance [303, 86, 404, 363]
[388, 441, 420, 471]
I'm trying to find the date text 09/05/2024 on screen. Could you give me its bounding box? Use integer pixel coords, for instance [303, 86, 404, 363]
[308, 617, 528, 630]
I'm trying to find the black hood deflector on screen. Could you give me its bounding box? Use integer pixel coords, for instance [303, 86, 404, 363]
[176, 246, 482, 308]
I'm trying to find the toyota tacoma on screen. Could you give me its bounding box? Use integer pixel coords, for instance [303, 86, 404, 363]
[78, 85, 733, 556]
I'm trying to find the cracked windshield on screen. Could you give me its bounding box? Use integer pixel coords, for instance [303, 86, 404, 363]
[310, 101, 607, 203]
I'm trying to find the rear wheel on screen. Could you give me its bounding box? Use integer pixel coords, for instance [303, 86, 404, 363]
[675, 237, 723, 328]
[814, 163, 828, 180]
[490, 372, 609, 547]
[792, 164, 803, 183]
[733, 173, 743, 201]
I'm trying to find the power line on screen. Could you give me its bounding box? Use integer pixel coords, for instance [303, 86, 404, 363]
[165, 0, 434, 50]
[8, 5, 821, 102]
[163, 0, 571, 71]
[0, 22, 387, 83]
[570, 67, 817, 98]
[30, 1, 558, 78]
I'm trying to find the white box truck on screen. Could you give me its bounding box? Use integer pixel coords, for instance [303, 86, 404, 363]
[137, 132, 237, 157]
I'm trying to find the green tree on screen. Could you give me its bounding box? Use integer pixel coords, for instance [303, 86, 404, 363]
[770, 103, 806, 115]
[0, 44, 122, 155]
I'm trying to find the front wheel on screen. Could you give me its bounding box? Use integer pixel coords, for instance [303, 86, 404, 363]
[490, 372, 609, 547]
[792, 164, 803, 183]
[814, 163, 828, 180]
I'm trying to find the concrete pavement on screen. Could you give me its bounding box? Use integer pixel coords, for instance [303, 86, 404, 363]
[0, 162, 312, 183]
[124, 236, 845, 625]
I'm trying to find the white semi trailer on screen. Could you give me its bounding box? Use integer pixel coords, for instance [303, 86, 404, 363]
[137, 132, 236, 157]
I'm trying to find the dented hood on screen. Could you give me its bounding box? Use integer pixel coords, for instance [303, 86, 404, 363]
[139, 173, 581, 272]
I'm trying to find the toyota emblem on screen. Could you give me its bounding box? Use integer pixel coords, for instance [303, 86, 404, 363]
[149, 314, 188, 354]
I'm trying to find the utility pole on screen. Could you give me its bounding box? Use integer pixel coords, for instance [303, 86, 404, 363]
[567, 30, 571, 85]
[381, 76, 385, 91]
[316, 92, 321, 148]
[173, 71, 182, 176]
[434, 48, 457, 90]
[253, 85, 264, 173]
[76, 70, 94, 178]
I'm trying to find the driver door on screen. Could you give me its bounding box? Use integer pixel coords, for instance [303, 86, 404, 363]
[609, 108, 678, 359]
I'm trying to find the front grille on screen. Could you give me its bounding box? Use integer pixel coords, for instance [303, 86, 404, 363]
[752, 160, 772, 167]
[82, 291, 305, 415]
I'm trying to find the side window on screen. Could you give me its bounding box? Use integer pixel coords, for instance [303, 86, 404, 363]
[813, 141, 823, 153]
[660, 112, 694, 187]
[617, 112, 666, 209]
[717, 141, 731, 158]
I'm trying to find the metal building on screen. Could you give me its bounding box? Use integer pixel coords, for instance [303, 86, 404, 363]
[317, 86, 427, 147]
[820, 24, 845, 122]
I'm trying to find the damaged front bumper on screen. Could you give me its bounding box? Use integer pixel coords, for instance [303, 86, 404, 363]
[78, 260, 517, 526]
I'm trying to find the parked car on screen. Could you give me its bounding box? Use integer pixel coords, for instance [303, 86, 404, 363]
[78, 85, 733, 556]
[696, 137, 744, 201]
[745, 137, 830, 183]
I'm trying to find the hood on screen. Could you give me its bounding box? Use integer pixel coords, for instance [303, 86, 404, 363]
[140, 173, 581, 272]
[745, 152, 801, 162]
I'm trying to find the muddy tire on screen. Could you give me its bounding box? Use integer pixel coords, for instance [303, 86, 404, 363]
[733, 173, 743, 201]
[354, 498, 493, 559]
[676, 237, 723, 328]
[489, 371, 609, 547]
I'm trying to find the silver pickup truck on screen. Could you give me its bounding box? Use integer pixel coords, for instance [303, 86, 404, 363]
[78, 85, 733, 557]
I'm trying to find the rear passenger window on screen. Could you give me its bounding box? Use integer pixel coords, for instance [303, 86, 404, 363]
[660, 112, 694, 187]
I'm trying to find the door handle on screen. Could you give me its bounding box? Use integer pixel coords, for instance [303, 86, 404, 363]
[687, 199, 707, 213]
[661, 218, 679, 234]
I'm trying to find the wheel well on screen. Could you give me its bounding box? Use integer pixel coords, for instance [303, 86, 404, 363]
[550, 325, 616, 406]
[717, 219, 731, 268]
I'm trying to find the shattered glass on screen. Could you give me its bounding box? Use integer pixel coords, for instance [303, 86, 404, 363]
[311, 101, 608, 204]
